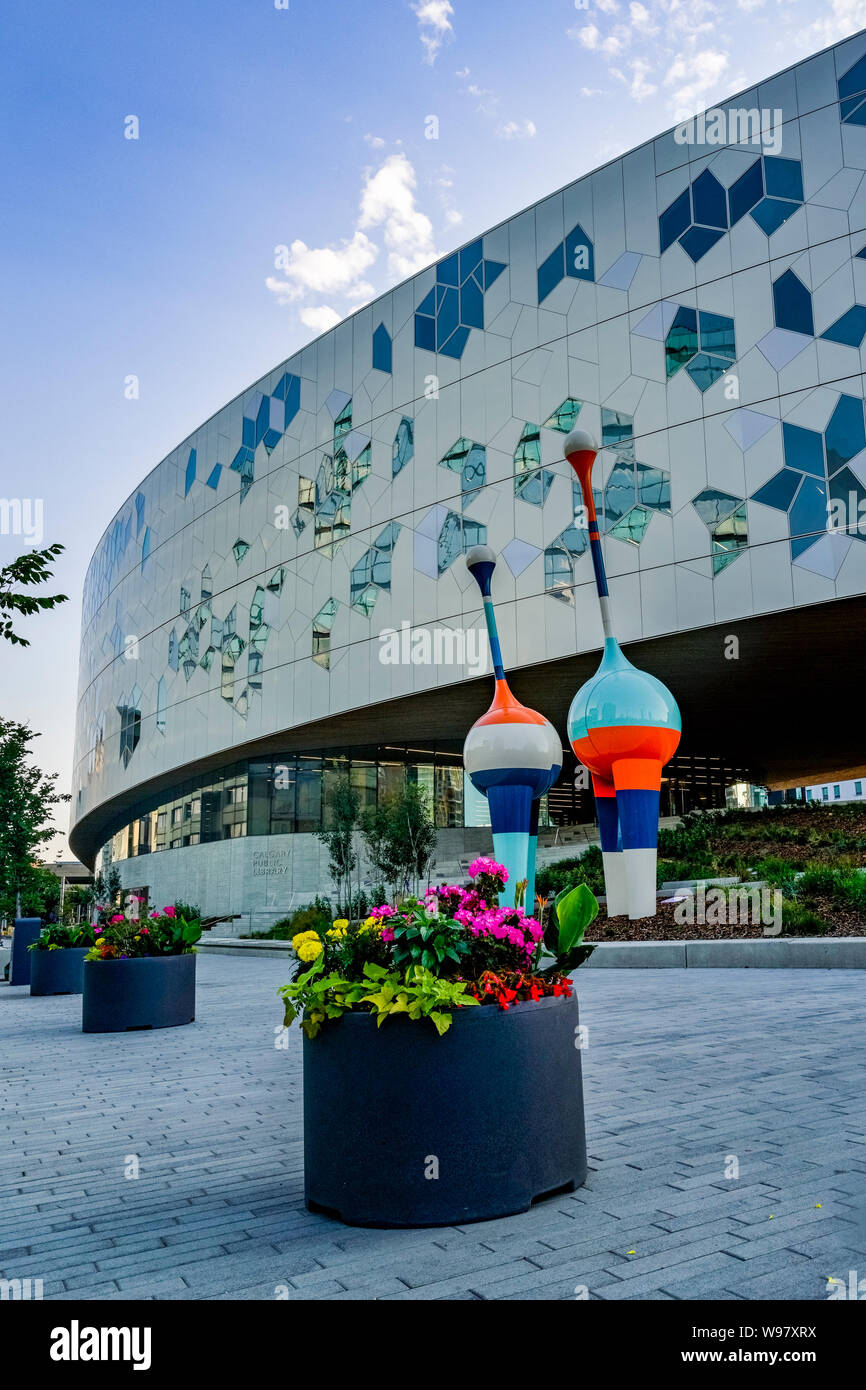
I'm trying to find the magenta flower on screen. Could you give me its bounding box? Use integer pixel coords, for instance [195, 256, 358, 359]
[162, 905, 176, 918]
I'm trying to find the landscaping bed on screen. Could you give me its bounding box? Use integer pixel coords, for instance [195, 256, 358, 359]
[537, 803, 866, 939]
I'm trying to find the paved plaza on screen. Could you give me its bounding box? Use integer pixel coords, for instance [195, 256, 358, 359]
[1, 958, 865, 1301]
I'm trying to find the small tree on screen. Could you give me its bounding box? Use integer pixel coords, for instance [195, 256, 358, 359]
[317, 775, 360, 914]
[0, 719, 69, 919]
[361, 777, 437, 901]
[0, 544, 68, 646]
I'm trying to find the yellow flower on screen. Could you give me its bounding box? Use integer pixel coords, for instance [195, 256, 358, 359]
[297, 940, 323, 962]
[359, 915, 381, 935]
[292, 929, 320, 951]
[332, 918, 349, 931]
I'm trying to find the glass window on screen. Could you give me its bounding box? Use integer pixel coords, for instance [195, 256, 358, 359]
[296, 759, 323, 833]
[856, 782, 863, 796]
[834, 785, 841, 798]
[773, 270, 814, 336]
[822, 786, 829, 801]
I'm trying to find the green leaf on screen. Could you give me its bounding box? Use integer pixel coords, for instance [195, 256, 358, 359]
[555, 883, 599, 955]
[429, 1011, 452, 1036]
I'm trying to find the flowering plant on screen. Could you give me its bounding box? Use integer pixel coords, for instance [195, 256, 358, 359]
[84, 906, 202, 961]
[278, 862, 597, 1037]
[29, 921, 97, 951]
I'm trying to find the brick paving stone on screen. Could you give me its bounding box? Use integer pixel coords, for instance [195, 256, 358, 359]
[1, 960, 864, 1301]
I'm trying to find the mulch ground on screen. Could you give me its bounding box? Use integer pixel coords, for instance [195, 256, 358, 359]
[584, 897, 866, 940]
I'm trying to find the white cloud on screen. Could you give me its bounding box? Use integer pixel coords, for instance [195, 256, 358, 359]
[665, 47, 729, 116]
[364, 133, 386, 148]
[629, 1, 658, 34]
[267, 231, 378, 303]
[267, 153, 438, 324]
[629, 57, 657, 101]
[796, 0, 866, 48]
[358, 152, 438, 280]
[412, 1, 454, 64]
[574, 22, 601, 48]
[299, 305, 341, 333]
[497, 118, 537, 139]
[445, 208, 463, 225]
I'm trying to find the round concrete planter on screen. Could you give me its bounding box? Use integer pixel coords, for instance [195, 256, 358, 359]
[303, 990, 587, 1227]
[82, 955, 196, 1033]
[30, 947, 89, 996]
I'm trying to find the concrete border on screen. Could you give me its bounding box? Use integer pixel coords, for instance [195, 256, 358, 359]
[197, 935, 866, 968]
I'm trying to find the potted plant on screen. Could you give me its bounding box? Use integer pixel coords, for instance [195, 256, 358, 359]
[28, 921, 97, 996]
[278, 860, 598, 1227]
[81, 904, 202, 1033]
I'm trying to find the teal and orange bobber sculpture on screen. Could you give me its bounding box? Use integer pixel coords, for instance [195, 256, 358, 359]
[563, 429, 681, 920]
[463, 545, 562, 909]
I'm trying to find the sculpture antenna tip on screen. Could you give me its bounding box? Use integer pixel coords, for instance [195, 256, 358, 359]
[563, 428, 598, 462]
[465, 543, 497, 573]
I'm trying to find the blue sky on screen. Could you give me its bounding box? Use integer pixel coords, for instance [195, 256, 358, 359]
[1, 0, 864, 856]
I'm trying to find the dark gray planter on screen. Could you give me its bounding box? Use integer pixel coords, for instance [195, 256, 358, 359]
[82, 954, 196, 1032]
[303, 990, 587, 1227]
[30, 946, 89, 996]
[10, 919, 42, 986]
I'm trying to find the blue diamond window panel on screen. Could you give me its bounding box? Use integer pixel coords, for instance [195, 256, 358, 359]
[665, 306, 698, 377]
[206, 463, 222, 490]
[414, 239, 506, 358]
[178, 624, 199, 682]
[825, 393, 866, 474]
[184, 449, 197, 497]
[168, 627, 179, 671]
[838, 53, 866, 124]
[392, 416, 414, 477]
[610, 505, 652, 545]
[750, 392, 866, 563]
[821, 305, 866, 348]
[439, 437, 486, 507]
[665, 306, 735, 390]
[543, 397, 583, 432]
[601, 408, 635, 455]
[140, 527, 151, 571]
[117, 686, 142, 767]
[537, 222, 594, 302]
[659, 170, 728, 262]
[437, 512, 487, 575]
[373, 323, 392, 373]
[229, 373, 301, 502]
[728, 156, 803, 237]
[350, 522, 402, 614]
[233, 538, 251, 564]
[692, 489, 748, 573]
[312, 598, 338, 669]
[544, 487, 590, 603]
[773, 269, 814, 337]
[514, 423, 552, 506]
[782, 423, 824, 477]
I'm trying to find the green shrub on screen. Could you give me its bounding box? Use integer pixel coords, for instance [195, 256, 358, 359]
[781, 900, 827, 936]
[535, 845, 605, 898]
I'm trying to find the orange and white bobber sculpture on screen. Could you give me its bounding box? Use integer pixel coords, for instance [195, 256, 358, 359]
[562, 429, 681, 920]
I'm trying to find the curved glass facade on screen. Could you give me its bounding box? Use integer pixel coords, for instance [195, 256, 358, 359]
[72, 34, 866, 923]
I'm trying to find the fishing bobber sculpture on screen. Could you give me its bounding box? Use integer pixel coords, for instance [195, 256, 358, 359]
[463, 545, 562, 910]
[563, 429, 681, 920]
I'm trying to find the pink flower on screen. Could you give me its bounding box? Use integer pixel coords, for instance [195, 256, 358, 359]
[140, 927, 149, 935]
[110, 914, 124, 924]
[380, 927, 395, 942]
[162, 905, 176, 917]
[94, 927, 103, 935]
